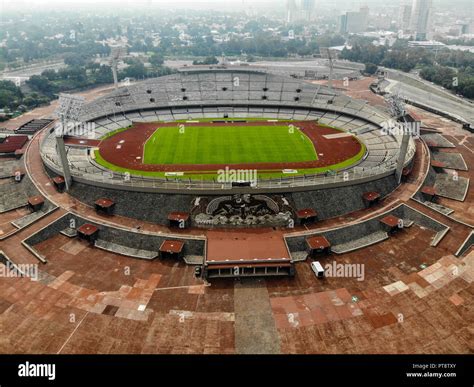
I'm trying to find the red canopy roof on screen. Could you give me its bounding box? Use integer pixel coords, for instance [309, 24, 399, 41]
[306, 236, 331, 250]
[0, 135, 28, 153]
[159, 240, 185, 254]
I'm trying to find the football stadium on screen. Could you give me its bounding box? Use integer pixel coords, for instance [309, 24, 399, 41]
[41, 68, 414, 191]
[37, 68, 419, 279]
[1, 66, 472, 355]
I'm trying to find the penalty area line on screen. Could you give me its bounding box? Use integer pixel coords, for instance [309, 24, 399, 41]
[142, 127, 160, 164]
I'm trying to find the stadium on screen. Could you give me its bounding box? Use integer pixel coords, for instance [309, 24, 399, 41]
[41, 68, 413, 189]
[36, 68, 418, 275]
[1, 66, 472, 354]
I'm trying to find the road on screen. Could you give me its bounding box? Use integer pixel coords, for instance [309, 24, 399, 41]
[380, 67, 474, 125]
[1, 60, 67, 81]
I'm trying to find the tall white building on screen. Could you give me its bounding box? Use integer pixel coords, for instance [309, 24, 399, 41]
[286, 0, 298, 23]
[339, 7, 369, 34]
[286, 0, 316, 23]
[399, 0, 412, 33]
[409, 0, 433, 40]
[301, 0, 316, 21]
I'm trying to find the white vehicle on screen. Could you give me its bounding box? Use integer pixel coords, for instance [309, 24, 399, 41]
[311, 261, 325, 278]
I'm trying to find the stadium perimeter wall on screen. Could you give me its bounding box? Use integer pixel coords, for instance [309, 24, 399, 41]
[55, 173, 399, 225]
[285, 203, 449, 252]
[23, 212, 206, 256]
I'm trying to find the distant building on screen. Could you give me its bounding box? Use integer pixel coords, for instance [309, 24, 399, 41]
[445, 45, 474, 54]
[409, 0, 433, 41]
[451, 22, 472, 36]
[0, 76, 28, 86]
[339, 7, 369, 34]
[461, 23, 471, 35]
[407, 40, 445, 50]
[399, 0, 412, 33]
[358, 31, 398, 47]
[286, 0, 298, 23]
[286, 0, 315, 22]
[360, 5, 369, 17]
[301, 0, 315, 21]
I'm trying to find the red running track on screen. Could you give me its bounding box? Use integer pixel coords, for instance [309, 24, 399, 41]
[93, 120, 363, 173]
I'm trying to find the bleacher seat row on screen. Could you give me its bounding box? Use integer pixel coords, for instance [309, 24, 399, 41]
[40, 68, 416, 190]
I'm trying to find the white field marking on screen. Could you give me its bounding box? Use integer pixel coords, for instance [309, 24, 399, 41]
[154, 283, 210, 292]
[142, 127, 160, 163]
[57, 311, 89, 354]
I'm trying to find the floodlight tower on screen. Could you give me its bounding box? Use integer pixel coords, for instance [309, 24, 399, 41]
[109, 44, 127, 90]
[55, 93, 85, 191]
[319, 48, 339, 92]
[387, 92, 412, 184]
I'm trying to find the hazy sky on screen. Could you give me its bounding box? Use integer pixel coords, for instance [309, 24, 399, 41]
[1, 0, 270, 12]
[0, 0, 278, 8]
[1, 0, 472, 13]
[0, 0, 386, 11]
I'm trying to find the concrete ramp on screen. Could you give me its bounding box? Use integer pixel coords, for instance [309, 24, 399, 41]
[234, 279, 280, 354]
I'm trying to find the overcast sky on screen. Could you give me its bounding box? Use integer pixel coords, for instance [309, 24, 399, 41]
[2, 0, 247, 12]
[0, 0, 385, 11]
[1, 0, 472, 13]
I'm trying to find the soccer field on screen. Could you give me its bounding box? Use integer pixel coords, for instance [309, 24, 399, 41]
[143, 125, 318, 165]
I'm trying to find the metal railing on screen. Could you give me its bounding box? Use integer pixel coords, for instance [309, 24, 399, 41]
[40, 111, 416, 192]
[42, 149, 411, 192]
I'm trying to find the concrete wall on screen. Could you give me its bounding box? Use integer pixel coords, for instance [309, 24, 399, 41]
[4, 162, 56, 212]
[455, 231, 474, 257]
[24, 213, 206, 257]
[285, 204, 448, 252]
[65, 174, 398, 225]
[289, 174, 398, 220]
[68, 181, 194, 224]
[286, 214, 385, 252]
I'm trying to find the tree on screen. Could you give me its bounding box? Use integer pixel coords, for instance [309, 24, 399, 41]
[297, 46, 312, 57]
[22, 93, 50, 108]
[150, 53, 164, 67]
[192, 56, 219, 65]
[0, 80, 23, 110]
[64, 53, 86, 67]
[27, 75, 55, 95]
[42, 69, 59, 81]
[246, 54, 256, 62]
[364, 63, 378, 75]
[122, 61, 147, 79]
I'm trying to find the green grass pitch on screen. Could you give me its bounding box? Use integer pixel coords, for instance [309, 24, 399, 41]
[143, 125, 318, 165]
